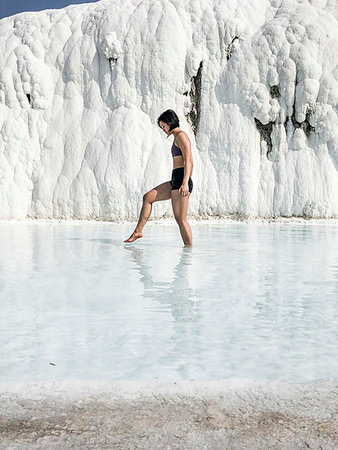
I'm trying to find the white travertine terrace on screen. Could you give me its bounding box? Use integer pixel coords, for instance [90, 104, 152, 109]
[0, 0, 337, 219]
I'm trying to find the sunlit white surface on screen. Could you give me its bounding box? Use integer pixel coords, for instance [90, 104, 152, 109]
[1, 221, 337, 383]
[0, 0, 338, 219]
[0, 0, 100, 20]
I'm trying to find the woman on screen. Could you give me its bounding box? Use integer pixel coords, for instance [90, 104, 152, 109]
[124, 109, 193, 246]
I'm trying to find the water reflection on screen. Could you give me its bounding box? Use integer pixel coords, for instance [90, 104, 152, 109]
[123, 245, 205, 379]
[1, 222, 338, 382]
[124, 245, 200, 322]
[124, 245, 197, 303]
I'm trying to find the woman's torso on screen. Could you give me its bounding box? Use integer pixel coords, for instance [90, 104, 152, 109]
[171, 131, 192, 174]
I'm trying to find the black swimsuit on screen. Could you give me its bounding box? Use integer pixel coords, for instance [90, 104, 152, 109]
[170, 168, 193, 193]
[170, 132, 193, 193]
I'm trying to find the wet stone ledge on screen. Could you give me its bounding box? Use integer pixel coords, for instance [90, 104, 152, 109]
[0, 380, 337, 449]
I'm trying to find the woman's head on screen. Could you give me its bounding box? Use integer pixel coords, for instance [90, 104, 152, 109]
[157, 109, 179, 134]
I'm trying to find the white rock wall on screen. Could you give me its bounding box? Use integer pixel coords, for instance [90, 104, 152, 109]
[0, 0, 337, 219]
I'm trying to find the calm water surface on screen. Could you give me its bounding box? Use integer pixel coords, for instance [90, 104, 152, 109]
[1, 221, 338, 383]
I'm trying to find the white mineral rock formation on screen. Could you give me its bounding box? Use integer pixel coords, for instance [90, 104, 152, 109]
[0, 0, 337, 219]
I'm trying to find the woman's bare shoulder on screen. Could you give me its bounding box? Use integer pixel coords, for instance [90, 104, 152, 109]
[176, 130, 191, 146]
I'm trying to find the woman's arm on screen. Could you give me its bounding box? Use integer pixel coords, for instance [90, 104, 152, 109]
[177, 132, 193, 196]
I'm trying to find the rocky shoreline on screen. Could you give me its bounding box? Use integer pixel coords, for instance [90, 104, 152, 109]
[1, 380, 337, 449]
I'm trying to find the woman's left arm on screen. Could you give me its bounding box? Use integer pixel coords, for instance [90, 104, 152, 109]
[177, 133, 193, 196]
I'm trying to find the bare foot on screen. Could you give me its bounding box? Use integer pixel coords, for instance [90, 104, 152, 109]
[124, 231, 143, 243]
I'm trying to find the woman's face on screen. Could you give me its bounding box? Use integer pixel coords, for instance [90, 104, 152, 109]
[159, 121, 170, 135]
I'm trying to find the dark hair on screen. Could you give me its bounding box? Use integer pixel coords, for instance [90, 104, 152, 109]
[157, 109, 179, 131]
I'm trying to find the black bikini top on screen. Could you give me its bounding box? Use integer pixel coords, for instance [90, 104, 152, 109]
[171, 131, 183, 157]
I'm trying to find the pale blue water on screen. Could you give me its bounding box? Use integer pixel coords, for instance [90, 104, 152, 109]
[1, 221, 338, 383]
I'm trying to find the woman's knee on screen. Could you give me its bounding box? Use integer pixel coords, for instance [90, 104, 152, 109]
[143, 191, 154, 204]
[174, 215, 187, 227]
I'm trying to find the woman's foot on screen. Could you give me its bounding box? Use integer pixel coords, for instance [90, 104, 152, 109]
[124, 231, 143, 243]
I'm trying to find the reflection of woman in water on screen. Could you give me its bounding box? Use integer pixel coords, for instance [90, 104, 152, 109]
[125, 245, 198, 310]
[124, 109, 194, 246]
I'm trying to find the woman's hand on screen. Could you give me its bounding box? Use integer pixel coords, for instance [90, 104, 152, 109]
[179, 182, 189, 197]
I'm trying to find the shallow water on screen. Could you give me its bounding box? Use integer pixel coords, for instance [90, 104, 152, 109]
[1, 221, 338, 383]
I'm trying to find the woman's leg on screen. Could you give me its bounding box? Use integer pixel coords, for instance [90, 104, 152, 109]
[171, 191, 192, 246]
[124, 181, 172, 242]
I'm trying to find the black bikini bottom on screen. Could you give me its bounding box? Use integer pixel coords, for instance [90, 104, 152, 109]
[170, 167, 193, 193]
